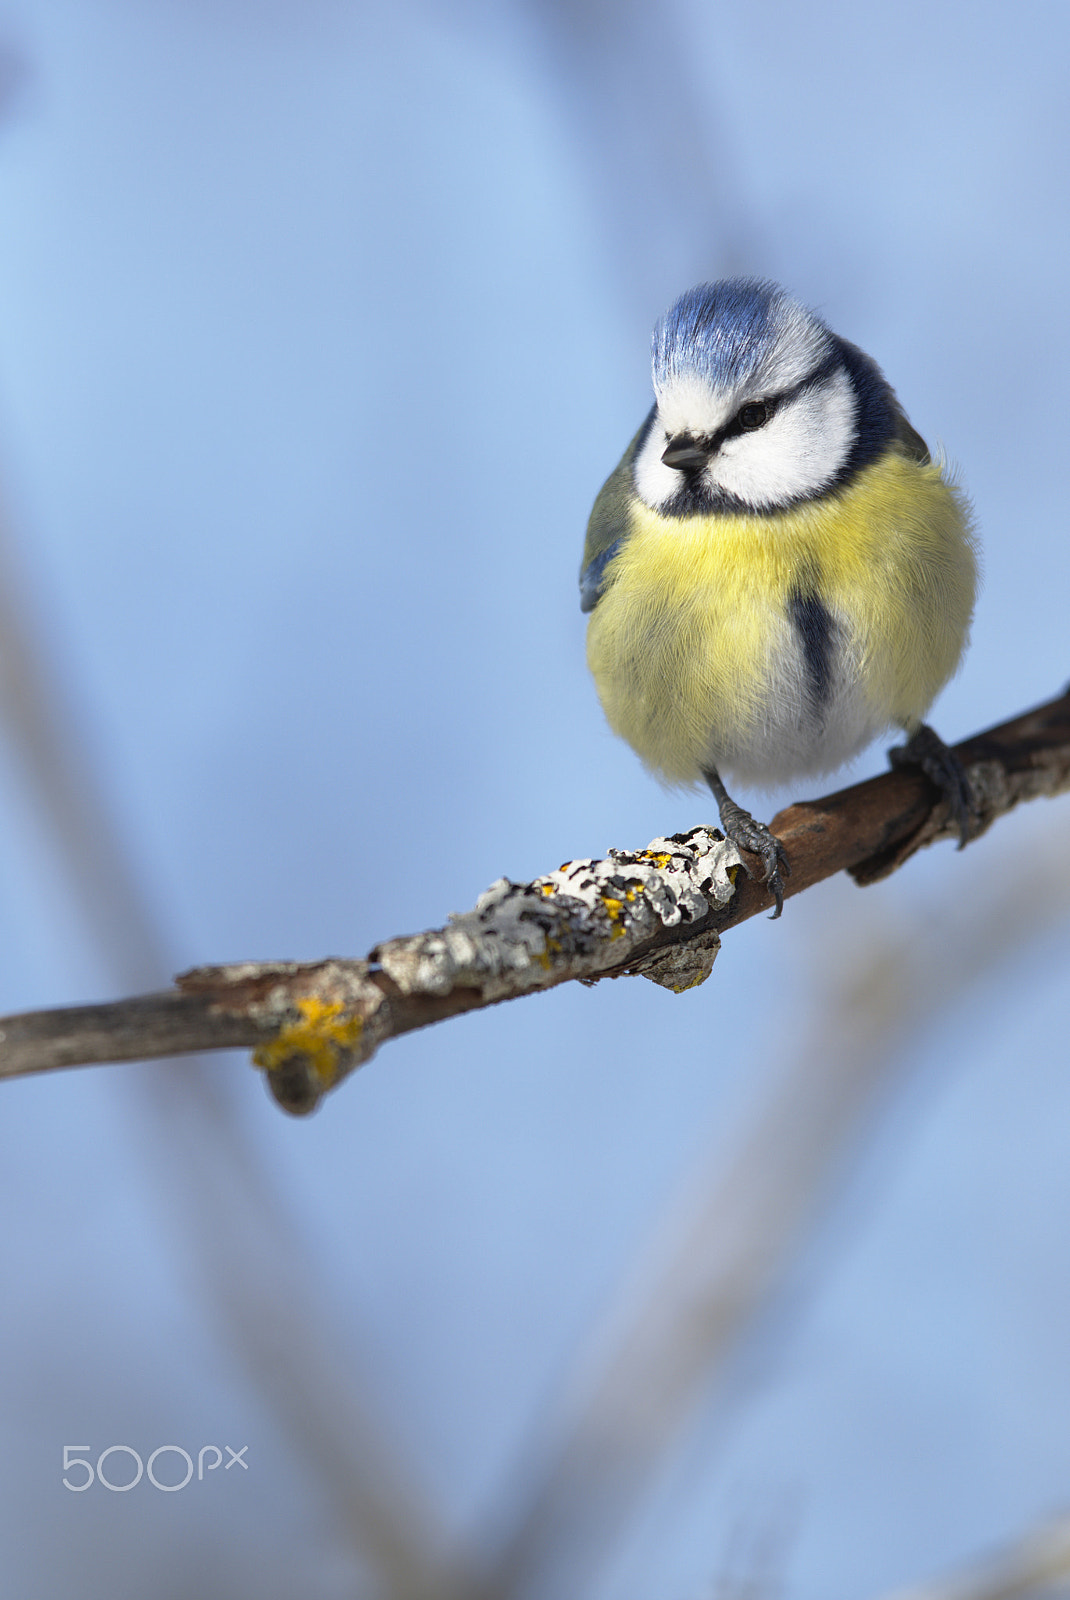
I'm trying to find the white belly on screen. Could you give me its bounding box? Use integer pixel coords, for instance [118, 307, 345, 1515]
[711, 624, 894, 789]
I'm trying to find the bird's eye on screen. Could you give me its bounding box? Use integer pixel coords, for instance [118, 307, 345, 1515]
[737, 400, 771, 431]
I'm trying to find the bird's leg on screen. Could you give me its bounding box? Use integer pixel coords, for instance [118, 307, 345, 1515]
[702, 765, 791, 919]
[888, 722, 977, 847]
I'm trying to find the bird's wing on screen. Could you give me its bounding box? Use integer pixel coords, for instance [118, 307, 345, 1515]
[892, 404, 932, 465]
[579, 410, 653, 614]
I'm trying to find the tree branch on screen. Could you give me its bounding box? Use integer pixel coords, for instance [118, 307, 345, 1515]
[2, 687, 1069, 1115]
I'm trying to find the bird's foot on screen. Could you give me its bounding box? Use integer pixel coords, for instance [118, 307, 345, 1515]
[716, 796, 791, 919]
[889, 722, 978, 848]
[702, 766, 791, 917]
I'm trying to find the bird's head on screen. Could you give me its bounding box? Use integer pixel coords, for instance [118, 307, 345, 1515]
[634, 278, 880, 515]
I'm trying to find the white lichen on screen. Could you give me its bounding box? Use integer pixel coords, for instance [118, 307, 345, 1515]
[375, 827, 742, 1001]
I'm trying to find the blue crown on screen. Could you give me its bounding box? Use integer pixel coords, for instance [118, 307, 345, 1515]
[652, 278, 836, 398]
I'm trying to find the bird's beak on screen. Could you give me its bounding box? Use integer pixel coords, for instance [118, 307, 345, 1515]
[661, 435, 710, 471]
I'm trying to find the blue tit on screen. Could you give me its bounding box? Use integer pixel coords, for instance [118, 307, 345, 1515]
[581, 278, 978, 916]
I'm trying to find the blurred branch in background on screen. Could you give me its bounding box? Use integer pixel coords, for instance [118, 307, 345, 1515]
[0, 470, 167, 986]
[461, 813, 1070, 1600]
[516, 0, 761, 305]
[711, 1502, 802, 1600]
[880, 1509, 1070, 1600]
[2, 686, 1069, 1115]
[0, 510, 453, 1593]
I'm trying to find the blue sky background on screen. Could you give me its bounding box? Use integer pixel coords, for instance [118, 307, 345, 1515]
[1, 3, 1069, 1596]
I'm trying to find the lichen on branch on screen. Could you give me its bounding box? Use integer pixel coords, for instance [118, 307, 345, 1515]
[1, 686, 1069, 1116]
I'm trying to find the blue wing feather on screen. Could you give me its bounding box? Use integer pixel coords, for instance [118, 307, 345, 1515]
[579, 410, 653, 613]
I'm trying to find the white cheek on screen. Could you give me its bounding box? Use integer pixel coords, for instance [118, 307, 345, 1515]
[633, 366, 857, 513]
[710, 369, 857, 508]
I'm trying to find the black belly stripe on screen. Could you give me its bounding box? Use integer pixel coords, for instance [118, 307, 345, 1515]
[789, 589, 835, 706]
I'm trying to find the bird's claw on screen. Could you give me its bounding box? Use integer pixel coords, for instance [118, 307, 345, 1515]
[717, 798, 791, 919]
[889, 723, 978, 848]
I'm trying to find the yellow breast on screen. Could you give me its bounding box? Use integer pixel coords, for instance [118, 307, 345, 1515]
[586, 449, 977, 786]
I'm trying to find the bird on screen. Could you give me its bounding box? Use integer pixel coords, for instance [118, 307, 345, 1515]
[580, 278, 978, 917]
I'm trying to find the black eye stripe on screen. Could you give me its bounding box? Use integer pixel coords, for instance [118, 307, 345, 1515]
[718, 396, 776, 442]
[647, 341, 891, 517]
[709, 354, 845, 448]
[651, 350, 850, 495]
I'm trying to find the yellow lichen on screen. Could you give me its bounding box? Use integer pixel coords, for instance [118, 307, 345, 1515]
[600, 894, 628, 939]
[252, 997, 364, 1088]
[640, 850, 673, 869]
